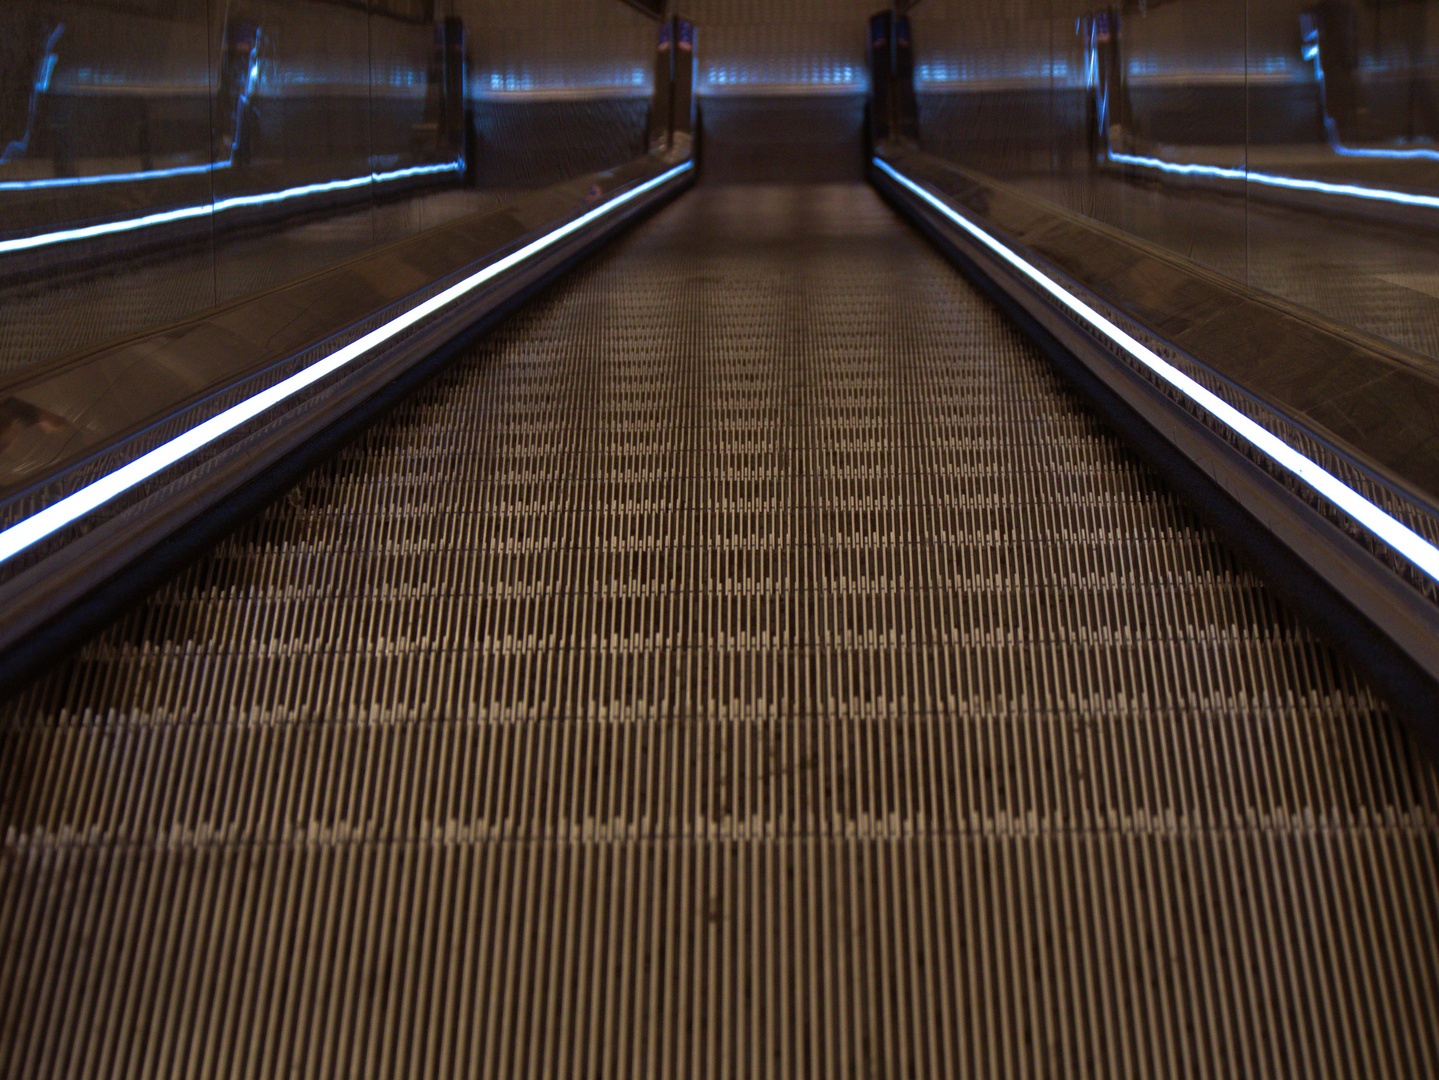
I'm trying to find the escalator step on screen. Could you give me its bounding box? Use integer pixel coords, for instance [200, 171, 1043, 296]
[2, 183, 1435, 1078]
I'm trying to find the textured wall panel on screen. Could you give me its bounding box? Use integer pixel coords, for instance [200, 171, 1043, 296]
[687, 0, 875, 90]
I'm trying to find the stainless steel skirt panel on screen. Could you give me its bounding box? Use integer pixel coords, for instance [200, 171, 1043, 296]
[1, 182, 1436, 1078]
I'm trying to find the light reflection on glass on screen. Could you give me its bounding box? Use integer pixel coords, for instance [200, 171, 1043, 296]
[904, 0, 1439, 368]
[0, 158, 465, 256]
[0, 0, 664, 379]
[0, 23, 64, 165]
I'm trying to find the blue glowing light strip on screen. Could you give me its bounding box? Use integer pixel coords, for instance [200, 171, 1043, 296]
[875, 157, 1439, 584]
[0, 160, 692, 566]
[0, 159, 464, 255]
[1108, 150, 1439, 211]
[1331, 143, 1439, 162]
[0, 160, 221, 192]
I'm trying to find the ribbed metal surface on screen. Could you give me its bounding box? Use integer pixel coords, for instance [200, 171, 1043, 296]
[2, 182, 1438, 1077]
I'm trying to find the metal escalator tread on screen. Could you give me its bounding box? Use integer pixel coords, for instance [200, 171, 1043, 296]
[2, 182, 1437, 1078]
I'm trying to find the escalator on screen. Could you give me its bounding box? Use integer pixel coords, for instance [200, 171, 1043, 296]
[1, 176, 1437, 1076]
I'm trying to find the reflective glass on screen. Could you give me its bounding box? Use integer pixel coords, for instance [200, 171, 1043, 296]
[0, 0, 659, 392]
[906, 0, 1439, 370]
[0, 0, 214, 375]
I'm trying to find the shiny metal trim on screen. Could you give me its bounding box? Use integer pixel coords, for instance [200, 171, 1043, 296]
[874, 148, 1439, 513]
[875, 158, 1439, 585]
[0, 162, 692, 566]
[873, 148, 1439, 716]
[0, 153, 694, 654]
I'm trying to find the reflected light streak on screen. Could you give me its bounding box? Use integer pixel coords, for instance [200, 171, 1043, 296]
[0, 160, 223, 192]
[1, 24, 66, 165]
[1107, 150, 1439, 211]
[0, 159, 464, 255]
[1330, 142, 1439, 162]
[875, 158, 1439, 584]
[0, 161, 693, 565]
[1301, 20, 1439, 163]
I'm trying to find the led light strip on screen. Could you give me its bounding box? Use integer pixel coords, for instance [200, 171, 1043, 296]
[1108, 150, 1439, 211]
[0, 159, 464, 255]
[1331, 143, 1439, 163]
[875, 157, 1439, 584]
[0, 160, 693, 566]
[0, 160, 220, 192]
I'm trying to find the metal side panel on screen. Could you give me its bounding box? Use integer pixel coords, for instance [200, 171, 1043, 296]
[1, 182, 1437, 1078]
[0, 156, 695, 659]
[870, 149, 1439, 742]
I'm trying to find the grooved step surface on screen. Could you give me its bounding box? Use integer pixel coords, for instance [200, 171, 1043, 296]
[2, 182, 1437, 1078]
